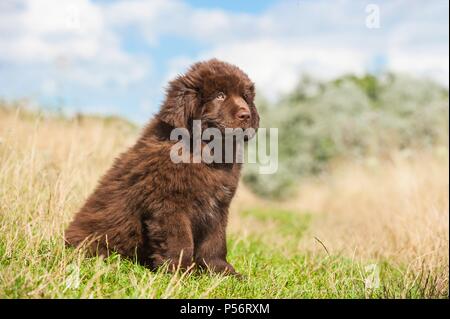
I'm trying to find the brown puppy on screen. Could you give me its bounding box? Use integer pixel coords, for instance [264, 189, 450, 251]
[65, 59, 259, 276]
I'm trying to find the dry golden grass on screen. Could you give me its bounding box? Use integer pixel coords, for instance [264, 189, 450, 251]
[0, 107, 141, 297]
[0, 106, 137, 237]
[289, 151, 449, 292]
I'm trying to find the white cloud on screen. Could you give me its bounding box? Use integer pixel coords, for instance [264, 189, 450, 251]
[160, 0, 449, 99]
[1, 0, 104, 62]
[388, 48, 449, 86]
[104, 0, 260, 46]
[0, 0, 149, 88]
[199, 39, 367, 100]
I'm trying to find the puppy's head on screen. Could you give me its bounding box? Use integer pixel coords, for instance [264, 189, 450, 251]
[158, 59, 259, 139]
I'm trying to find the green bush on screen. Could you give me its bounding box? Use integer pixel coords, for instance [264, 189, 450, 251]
[243, 73, 449, 198]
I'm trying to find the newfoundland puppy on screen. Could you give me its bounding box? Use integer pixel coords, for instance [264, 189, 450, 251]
[65, 59, 259, 276]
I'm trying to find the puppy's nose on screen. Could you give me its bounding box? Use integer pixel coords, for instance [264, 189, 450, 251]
[233, 96, 251, 121]
[237, 108, 251, 121]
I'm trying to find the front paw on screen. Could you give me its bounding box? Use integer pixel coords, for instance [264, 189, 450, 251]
[198, 258, 241, 277]
[230, 271, 245, 280]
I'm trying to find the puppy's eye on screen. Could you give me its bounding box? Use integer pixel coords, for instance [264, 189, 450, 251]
[216, 92, 226, 101]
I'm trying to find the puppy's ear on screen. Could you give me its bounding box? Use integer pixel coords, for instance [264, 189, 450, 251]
[158, 83, 199, 128]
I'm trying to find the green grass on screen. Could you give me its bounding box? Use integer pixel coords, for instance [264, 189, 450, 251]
[241, 208, 312, 239]
[1, 208, 443, 299]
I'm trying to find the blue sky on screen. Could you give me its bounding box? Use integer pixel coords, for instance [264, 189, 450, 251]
[0, 0, 448, 123]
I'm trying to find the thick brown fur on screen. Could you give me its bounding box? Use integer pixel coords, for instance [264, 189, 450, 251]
[65, 59, 259, 276]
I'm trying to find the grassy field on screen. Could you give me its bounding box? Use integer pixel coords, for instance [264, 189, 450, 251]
[0, 105, 448, 298]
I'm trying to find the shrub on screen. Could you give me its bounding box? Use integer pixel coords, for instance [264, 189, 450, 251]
[243, 73, 449, 198]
